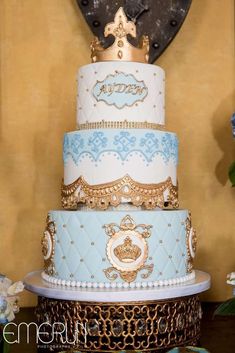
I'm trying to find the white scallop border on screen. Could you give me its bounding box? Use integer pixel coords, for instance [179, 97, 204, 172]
[41, 271, 195, 289]
[189, 228, 196, 259]
[43, 231, 53, 261]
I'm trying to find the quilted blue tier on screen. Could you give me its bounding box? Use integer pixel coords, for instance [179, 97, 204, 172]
[41, 210, 196, 289]
[62, 129, 179, 210]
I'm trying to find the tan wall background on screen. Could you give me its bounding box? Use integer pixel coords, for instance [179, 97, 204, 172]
[0, 0, 234, 307]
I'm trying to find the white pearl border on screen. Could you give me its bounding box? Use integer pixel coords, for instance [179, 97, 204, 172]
[41, 271, 195, 289]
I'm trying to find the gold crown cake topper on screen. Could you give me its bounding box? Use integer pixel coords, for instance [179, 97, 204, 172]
[91, 7, 149, 63]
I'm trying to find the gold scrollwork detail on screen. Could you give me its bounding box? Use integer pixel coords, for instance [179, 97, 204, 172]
[140, 264, 155, 279]
[103, 267, 119, 281]
[61, 175, 179, 211]
[35, 295, 201, 351]
[77, 120, 165, 131]
[103, 215, 153, 282]
[41, 214, 56, 276]
[104, 264, 154, 282]
[186, 212, 197, 273]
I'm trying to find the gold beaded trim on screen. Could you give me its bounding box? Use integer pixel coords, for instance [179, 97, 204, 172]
[36, 295, 201, 351]
[77, 120, 165, 131]
[61, 174, 178, 210]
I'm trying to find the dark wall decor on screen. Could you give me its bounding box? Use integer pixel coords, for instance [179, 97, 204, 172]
[77, 0, 192, 63]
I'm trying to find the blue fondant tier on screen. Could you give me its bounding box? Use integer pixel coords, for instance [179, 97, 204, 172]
[42, 210, 196, 288]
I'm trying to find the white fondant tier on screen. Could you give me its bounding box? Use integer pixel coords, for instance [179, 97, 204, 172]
[63, 129, 178, 209]
[64, 129, 177, 186]
[41, 210, 196, 289]
[77, 62, 165, 127]
[63, 129, 178, 185]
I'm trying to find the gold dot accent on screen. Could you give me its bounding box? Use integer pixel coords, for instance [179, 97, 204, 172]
[159, 240, 163, 244]
[102, 258, 106, 262]
[91, 242, 95, 246]
[91, 275, 94, 279]
[70, 274, 74, 278]
[118, 50, 123, 59]
[168, 224, 171, 227]
[80, 258, 84, 262]
[118, 40, 123, 47]
[80, 225, 84, 228]
[63, 224, 66, 228]
[71, 241, 74, 244]
[169, 255, 172, 259]
[62, 256, 66, 260]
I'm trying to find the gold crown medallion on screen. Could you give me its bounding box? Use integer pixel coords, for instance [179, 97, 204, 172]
[114, 236, 141, 263]
[91, 7, 149, 63]
[103, 215, 154, 282]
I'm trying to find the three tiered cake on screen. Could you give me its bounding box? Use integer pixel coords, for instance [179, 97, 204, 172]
[42, 8, 196, 290]
[25, 7, 210, 352]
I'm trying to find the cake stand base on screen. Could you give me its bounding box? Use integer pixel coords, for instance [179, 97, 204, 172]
[24, 270, 210, 352]
[35, 294, 201, 353]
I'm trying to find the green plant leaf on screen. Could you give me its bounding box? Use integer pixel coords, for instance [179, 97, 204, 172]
[3, 341, 10, 353]
[214, 297, 235, 316]
[229, 161, 235, 186]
